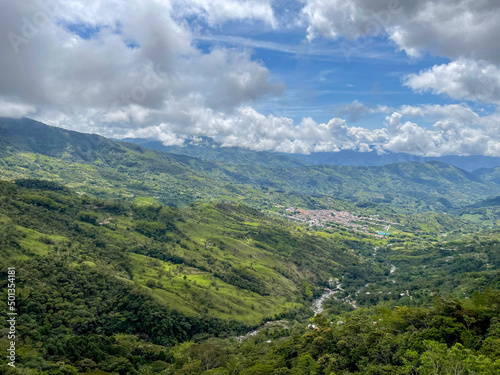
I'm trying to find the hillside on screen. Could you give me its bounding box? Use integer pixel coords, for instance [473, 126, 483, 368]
[1, 179, 499, 373]
[0, 180, 381, 323]
[204, 161, 497, 213]
[473, 166, 500, 185]
[1, 121, 499, 373]
[452, 196, 500, 227]
[0, 179, 387, 372]
[2, 118, 500, 214]
[0, 117, 245, 207]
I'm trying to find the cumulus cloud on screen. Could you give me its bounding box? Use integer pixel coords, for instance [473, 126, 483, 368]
[301, 0, 500, 108]
[0, 0, 282, 126]
[118, 106, 388, 154]
[404, 59, 500, 103]
[115, 103, 500, 157]
[398, 104, 480, 122]
[383, 112, 442, 155]
[171, 0, 276, 26]
[337, 100, 391, 122]
[382, 106, 500, 156]
[301, 0, 500, 63]
[1, 0, 500, 158]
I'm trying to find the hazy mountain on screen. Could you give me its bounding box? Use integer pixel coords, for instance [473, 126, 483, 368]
[472, 166, 500, 185]
[284, 150, 500, 172]
[119, 137, 308, 168]
[120, 136, 500, 171]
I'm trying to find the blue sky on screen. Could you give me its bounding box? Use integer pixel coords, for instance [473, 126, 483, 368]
[1, 0, 500, 156]
[195, 21, 476, 128]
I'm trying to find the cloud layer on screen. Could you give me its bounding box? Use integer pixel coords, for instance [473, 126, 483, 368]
[117, 102, 500, 157]
[1, 1, 281, 123]
[301, 0, 500, 105]
[404, 59, 500, 104]
[0, 0, 499, 157]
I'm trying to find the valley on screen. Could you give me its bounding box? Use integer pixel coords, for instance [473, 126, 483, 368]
[0, 119, 500, 374]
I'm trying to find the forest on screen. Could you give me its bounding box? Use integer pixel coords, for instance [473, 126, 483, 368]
[0, 177, 499, 374]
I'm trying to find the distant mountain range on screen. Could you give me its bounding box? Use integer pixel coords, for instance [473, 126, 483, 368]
[118, 137, 308, 168]
[285, 151, 500, 172]
[121, 137, 500, 172]
[2, 117, 500, 214]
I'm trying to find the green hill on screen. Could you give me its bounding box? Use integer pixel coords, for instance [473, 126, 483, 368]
[0, 179, 382, 323]
[473, 166, 500, 185]
[2, 118, 500, 214]
[1, 179, 498, 373]
[453, 196, 500, 227]
[208, 161, 493, 213]
[1, 119, 500, 373]
[0, 179, 387, 372]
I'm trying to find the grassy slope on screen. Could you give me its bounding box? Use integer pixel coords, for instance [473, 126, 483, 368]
[0, 180, 381, 326]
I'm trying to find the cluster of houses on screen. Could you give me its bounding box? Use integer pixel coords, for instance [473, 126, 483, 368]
[279, 207, 398, 238]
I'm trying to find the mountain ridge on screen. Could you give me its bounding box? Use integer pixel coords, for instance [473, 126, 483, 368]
[119, 135, 500, 172]
[2, 117, 500, 213]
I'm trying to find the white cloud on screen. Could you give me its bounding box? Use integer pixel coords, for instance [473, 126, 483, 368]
[0, 0, 282, 128]
[404, 59, 500, 104]
[118, 106, 388, 154]
[1, 0, 499, 158]
[301, 0, 500, 64]
[383, 112, 442, 156]
[171, 0, 276, 27]
[337, 100, 391, 122]
[301, 0, 500, 106]
[0, 99, 36, 118]
[381, 107, 500, 156]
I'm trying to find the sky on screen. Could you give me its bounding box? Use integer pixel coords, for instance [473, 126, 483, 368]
[1, 0, 500, 156]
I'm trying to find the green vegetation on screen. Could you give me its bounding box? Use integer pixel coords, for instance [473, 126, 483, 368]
[0, 180, 385, 373]
[2, 118, 500, 214]
[1, 179, 500, 374]
[166, 290, 500, 374]
[1, 118, 500, 374]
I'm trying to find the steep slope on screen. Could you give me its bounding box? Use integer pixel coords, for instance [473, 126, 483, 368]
[0, 179, 386, 372]
[0, 117, 263, 207]
[453, 195, 500, 226]
[1, 180, 498, 373]
[0, 180, 380, 324]
[473, 166, 500, 185]
[204, 161, 498, 212]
